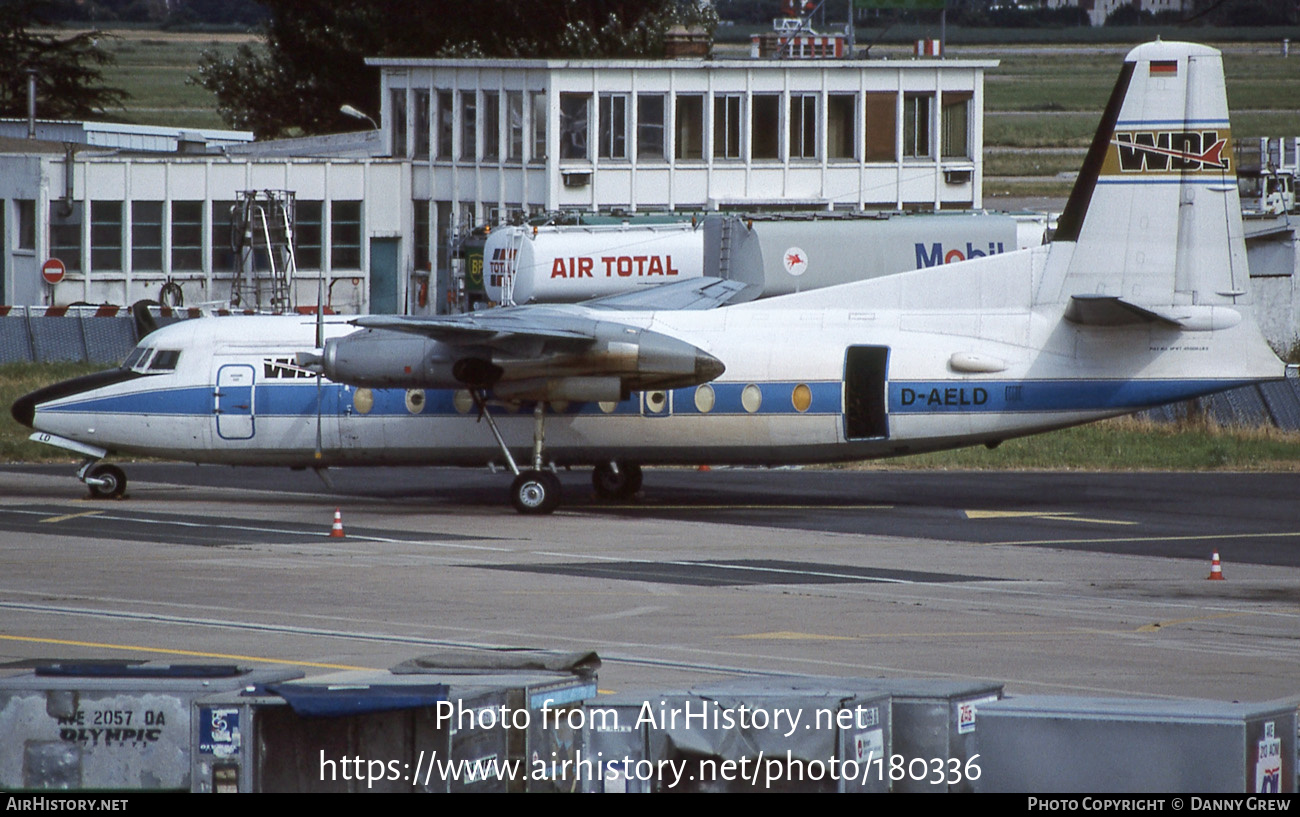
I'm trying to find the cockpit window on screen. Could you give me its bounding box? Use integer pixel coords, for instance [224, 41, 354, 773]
[122, 347, 149, 370]
[124, 347, 181, 374]
[148, 350, 181, 372]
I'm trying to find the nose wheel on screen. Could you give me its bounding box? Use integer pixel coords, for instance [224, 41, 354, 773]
[83, 463, 127, 499]
[511, 470, 561, 514]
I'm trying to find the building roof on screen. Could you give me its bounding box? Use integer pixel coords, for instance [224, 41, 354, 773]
[366, 56, 999, 70]
[221, 129, 384, 159]
[0, 135, 80, 155]
[0, 119, 252, 152]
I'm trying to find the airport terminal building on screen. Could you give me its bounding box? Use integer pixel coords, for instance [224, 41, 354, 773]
[0, 55, 993, 315]
[373, 55, 993, 225]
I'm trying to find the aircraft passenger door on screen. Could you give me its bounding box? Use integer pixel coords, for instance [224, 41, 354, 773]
[844, 346, 889, 440]
[215, 363, 256, 440]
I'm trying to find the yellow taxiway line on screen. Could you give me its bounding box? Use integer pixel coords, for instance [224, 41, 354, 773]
[0, 633, 374, 672]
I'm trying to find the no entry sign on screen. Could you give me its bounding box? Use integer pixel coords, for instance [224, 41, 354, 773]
[41, 258, 66, 285]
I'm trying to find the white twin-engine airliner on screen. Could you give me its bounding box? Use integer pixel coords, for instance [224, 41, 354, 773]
[13, 41, 1285, 513]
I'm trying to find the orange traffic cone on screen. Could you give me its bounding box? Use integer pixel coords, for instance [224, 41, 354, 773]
[1206, 551, 1224, 580]
[330, 508, 345, 538]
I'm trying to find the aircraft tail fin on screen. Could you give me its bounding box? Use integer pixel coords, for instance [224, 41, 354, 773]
[1039, 41, 1250, 312]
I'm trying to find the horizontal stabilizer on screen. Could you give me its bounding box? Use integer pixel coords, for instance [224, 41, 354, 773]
[1065, 295, 1244, 331]
[1064, 295, 1181, 327]
[581, 277, 753, 311]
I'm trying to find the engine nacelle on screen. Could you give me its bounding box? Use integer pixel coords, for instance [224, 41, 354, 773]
[310, 323, 725, 394]
[315, 329, 471, 388]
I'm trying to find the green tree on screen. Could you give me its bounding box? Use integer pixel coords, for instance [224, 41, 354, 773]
[195, 0, 716, 139]
[0, 0, 126, 120]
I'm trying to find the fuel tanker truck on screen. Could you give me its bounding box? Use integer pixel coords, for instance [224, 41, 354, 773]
[479, 210, 1045, 306]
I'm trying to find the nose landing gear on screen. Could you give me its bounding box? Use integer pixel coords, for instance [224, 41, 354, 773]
[79, 460, 128, 499]
[474, 391, 564, 515]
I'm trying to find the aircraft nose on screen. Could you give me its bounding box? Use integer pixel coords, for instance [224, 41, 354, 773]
[10, 368, 143, 430]
[10, 392, 36, 428]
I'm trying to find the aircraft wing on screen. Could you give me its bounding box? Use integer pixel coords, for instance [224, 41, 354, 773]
[322, 306, 725, 399]
[352, 308, 597, 347]
[580, 276, 754, 311]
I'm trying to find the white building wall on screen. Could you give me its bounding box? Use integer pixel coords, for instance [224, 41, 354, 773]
[0, 153, 407, 312]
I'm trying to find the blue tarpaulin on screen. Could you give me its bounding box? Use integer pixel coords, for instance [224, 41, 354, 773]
[266, 682, 449, 717]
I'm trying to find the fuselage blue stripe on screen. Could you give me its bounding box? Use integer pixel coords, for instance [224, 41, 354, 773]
[889, 379, 1253, 414]
[41, 378, 1251, 420]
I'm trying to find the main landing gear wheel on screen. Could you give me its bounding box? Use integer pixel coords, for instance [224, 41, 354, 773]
[86, 464, 127, 499]
[511, 470, 561, 515]
[592, 462, 643, 500]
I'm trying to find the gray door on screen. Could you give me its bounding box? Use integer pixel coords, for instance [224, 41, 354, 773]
[370, 237, 400, 314]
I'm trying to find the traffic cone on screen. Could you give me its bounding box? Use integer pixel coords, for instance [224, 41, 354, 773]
[330, 508, 345, 538]
[1206, 551, 1224, 580]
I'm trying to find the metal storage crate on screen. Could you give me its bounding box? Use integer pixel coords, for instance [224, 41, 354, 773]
[696, 676, 1002, 792]
[973, 696, 1297, 793]
[0, 661, 302, 791]
[192, 668, 596, 792]
[585, 685, 892, 792]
